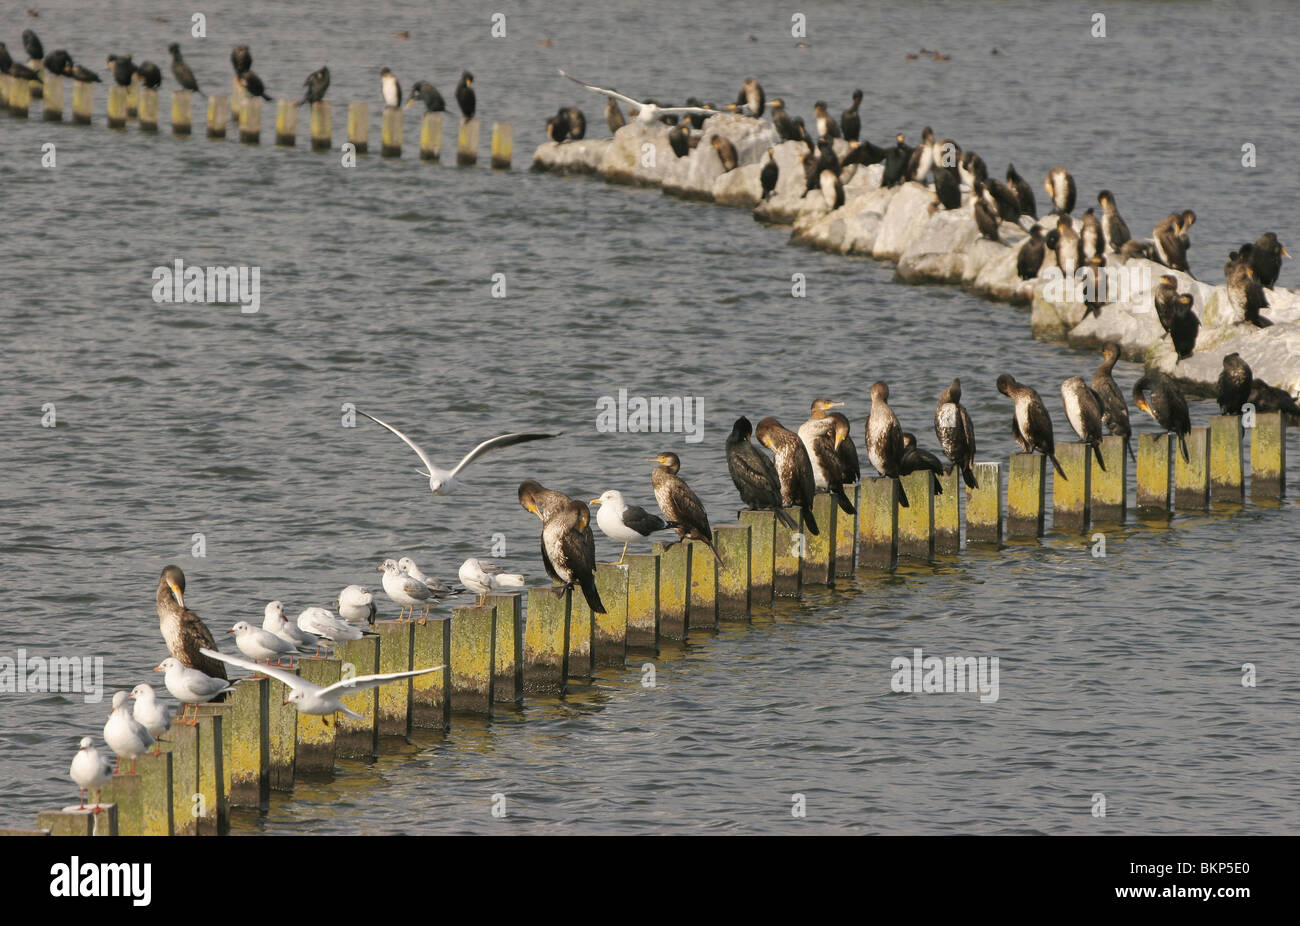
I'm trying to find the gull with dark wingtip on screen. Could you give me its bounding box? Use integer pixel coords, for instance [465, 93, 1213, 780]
[591, 489, 675, 562]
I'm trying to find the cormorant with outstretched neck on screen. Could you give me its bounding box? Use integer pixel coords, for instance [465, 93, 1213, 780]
[1006, 164, 1036, 219]
[135, 60, 161, 89]
[997, 374, 1066, 478]
[649, 453, 721, 563]
[1169, 294, 1201, 359]
[1091, 342, 1135, 460]
[1133, 371, 1191, 462]
[759, 148, 778, 200]
[1018, 227, 1046, 279]
[230, 44, 251, 76]
[542, 498, 605, 612]
[1044, 166, 1075, 214]
[798, 399, 856, 515]
[900, 433, 945, 494]
[605, 96, 625, 134]
[1097, 190, 1130, 252]
[456, 71, 475, 119]
[405, 81, 445, 112]
[842, 136, 889, 168]
[726, 416, 798, 529]
[1217, 353, 1253, 416]
[22, 29, 42, 62]
[866, 381, 912, 507]
[934, 378, 977, 488]
[240, 70, 271, 101]
[107, 54, 136, 87]
[156, 565, 227, 682]
[299, 66, 329, 106]
[754, 417, 820, 534]
[1249, 232, 1288, 287]
[168, 43, 200, 94]
[840, 89, 863, 142]
[1061, 376, 1107, 471]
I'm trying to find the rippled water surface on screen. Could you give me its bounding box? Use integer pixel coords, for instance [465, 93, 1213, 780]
[2, 0, 1298, 834]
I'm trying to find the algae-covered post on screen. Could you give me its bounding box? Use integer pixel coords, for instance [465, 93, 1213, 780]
[106, 85, 127, 129]
[624, 553, 660, 651]
[239, 97, 261, 144]
[591, 565, 629, 666]
[42, 74, 63, 122]
[1174, 427, 1210, 510]
[138, 87, 158, 131]
[802, 494, 837, 585]
[227, 676, 268, 804]
[205, 95, 229, 139]
[897, 471, 935, 558]
[738, 510, 775, 609]
[688, 540, 719, 631]
[381, 107, 402, 157]
[374, 620, 414, 737]
[171, 90, 191, 136]
[71, 80, 92, 125]
[1090, 436, 1127, 522]
[450, 605, 496, 714]
[411, 618, 451, 729]
[296, 658, 341, 771]
[772, 508, 804, 596]
[652, 540, 691, 638]
[458, 117, 480, 165]
[275, 99, 296, 146]
[491, 121, 512, 168]
[1208, 416, 1244, 502]
[334, 636, 378, 759]
[1053, 443, 1092, 532]
[420, 112, 443, 160]
[485, 591, 524, 702]
[965, 462, 1002, 544]
[1006, 453, 1046, 537]
[714, 524, 751, 619]
[1249, 412, 1286, 499]
[347, 101, 369, 153]
[858, 478, 899, 568]
[523, 587, 570, 695]
[309, 101, 331, 151]
[932, 470, 960, 553]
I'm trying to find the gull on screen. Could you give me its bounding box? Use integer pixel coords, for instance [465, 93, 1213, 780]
[458, 558, 525, 605]
[396, 556, 456, 596]
[155, 657, 236, 725]
[297, 606, 375, 650]
[262, 600, 319, 652]
[103, 691, 154, 774]
[335, 585, 377, 625]
[590, 489, 676, 562]
[69, 737, 113, 810]
[379, 558, 439, 622]
[558, 70, 719, 126]
[200, 647, 443, 726]
[228, 620, 299, 666]
[357, 410, 560, 496]
[130, 683, 171, 755]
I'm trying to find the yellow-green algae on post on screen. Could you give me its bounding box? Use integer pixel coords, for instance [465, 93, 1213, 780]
[834, 485, 859, 573]
[450, 605, 496, 714]
[457, 116, 480, 165]
[897, 471, 934, 558]
[165, 720, 199, 835]
[857, 478, 898, 569]
[491, 121, 512, 168]
[1052, 443, 1091, 533]
[411, 618, 451, 729]
[1136, 432, 1172, 510]
[524, 587, 570, 695]
[486, 591, 524, 702]
[381, 106, 403, 157]
[136, 750, 173, 835]
[1174, 426, 1210, 510]
[1249, 411, 1286, 499]
[205, 95, 229, 138]
[347, 101, 369, 153]
[624, 553, 660, 651]
[591, 564, 629, 666]
[932, 470, 959, 553]
[275, 98, 296, 146]
[965, 462, 1001, 545]
[98, 774, 141, 835]
[738, 510, 775, 609]
[1090, 436, 1126, 522]
[566, 586, 595, 680]
[170, 90, 191, 135]
[375, 619, 414, 737]
[138, 87, 158, 131]
[714, 524, 751, 619]
[227, 676, 267, 805]
[688, 539, 718, 631]
[802, 493, 836, 585]
[42, 74, 63, 122]
[37, 810, 94, 836]
[71, 79, 92, 125]
[420, 112, 443, 160]
[772, 507, 804, 597]
[1006, 453, 1046, 537]
[309, 100, 331, 151]
[335, 636, 377, 759]
[239, 96, 261, 144]
[652, 540, 691, 639]
[106, 85, 127, 128]
[1208, 415, 1244, 502]
[194, 704, 227, 835]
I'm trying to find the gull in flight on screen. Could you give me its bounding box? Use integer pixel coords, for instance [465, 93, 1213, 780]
[357, 410, 560, 496]
[201, 647, 443, 726]
[558, 70, 719, 126]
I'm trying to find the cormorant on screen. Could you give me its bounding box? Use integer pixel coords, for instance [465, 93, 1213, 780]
[1061, 376, 1107, 470]
[1097, 190, 1129, 252]
[1080, 208, 1105, 260]
[230, 44, 251, 76]
[865, 381, 912, 507]
[987, 178, 1021, 222]
[299, 66, 330, 106]
[156, 565, 228, 682]
[107, 54, 135, 87]
[819, 169, 845, 210]
[380, 67, 401, 109]
[405, 80, 445, 112]
[1248, 379, 1300, 417]
[1082, 255, 1107, 318]
[1176, 209, 1196, 248]
[972, 183, 1000, 242]
[1226, 261, 1269, 327]
[813, 100, 841, 141]
[798, 398, 856, 515]
[605, 96, 625, 134]
[840, 89, 863, 142]
[958, 149, 987, 188]
[649, 453, 722, 563]
[1091, 342, 1135, 460]
[43, 48, 71, 77]
[760, 148, 778, 200]
[456, 71, 475, 119]
[934, 378, 977, 488]
[168, 43, 200, 94]
[668, 122, 691, 158]
[240, 70, 271, 101]
[996, 374, 1066, 478]
[726, 416, 799, 529]
[1006, 163, 1037, 219]
[899, 433, 945, 494]
[1044, 166, 1076, 214]
[591, 490, 674, 562]
[711, 135, 738, 172]
[563, 106, 586, 140]
[1018, 227, 1046, 279]
[22, 28, 42, 61]
[828, 412, 861, 486]
[69, 64, 100, 83]
[735, 76, 764, 116]
[905, 126, 936, 182]
[1133, 371, 1191, 462]
[135, 60, 162, 89]
[520, 481, 590, 585]
[546, 110, 570, 143]
[842, 137, 889, 168]
[1119, 239, 1156, 262]
[5, 58, 41, 83]
[770, 98, 798, 141]
[1169, 294, 1201, 359]
[754, 417, 820, 533]
[933, 164, 961, 210]
[1153, 214, 1189, 272]
[1055, 215, 1081, 281]
[1217, 353, 1252, 416]
[542, 498, 605, 612]
[1153, 274, 1180, 333]
[1249, 232, 1288, 287]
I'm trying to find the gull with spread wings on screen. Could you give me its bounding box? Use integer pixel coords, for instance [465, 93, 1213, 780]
[558, 69, 719, 126]
[357, 410, 560, 496]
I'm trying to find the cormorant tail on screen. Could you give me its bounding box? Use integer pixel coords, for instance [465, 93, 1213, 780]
[577, 571, 606, 614]
[703, 538, 723, 565]
[931, 474, 943, 495]
[1049, 454, 1067, 479]
[801, 506, 820, 535]
[896, 479, 910, 508]
[1093, 442, 1106, 472]
[834, 486, 856, 515]
[1178, 432, 1189, 463]
[774, 508, 799, 530]
[961, 466, 978, 490]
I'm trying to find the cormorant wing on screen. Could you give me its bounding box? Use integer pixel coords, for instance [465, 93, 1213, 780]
[181, 607, 220, 652]
[558, 70, 643, 109]
[319, 665, 444, 696]
[200, 648, 311, 692]
[959, 406, 977, 458]
[449, 432, 561, 478]
[358, 410, 439, 475]
[730, 443, 781, 495]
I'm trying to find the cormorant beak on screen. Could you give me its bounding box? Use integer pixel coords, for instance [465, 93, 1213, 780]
[828, 401, 845, 408]
[834, 434, 844, 448]
[404, 98, 414, 109]
[526, 503, 539, 515]
[645, 457, 660, 463]
[1283, 247, 1292, 258]
[1136, 397, 1150, 414]
[168, 582, 184, 608]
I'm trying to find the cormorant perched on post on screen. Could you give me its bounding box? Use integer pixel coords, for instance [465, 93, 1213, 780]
[542, 499, 605, 613]
[156, 566, 227, 682]
[380, 67, 402, 109]
[230, 44, 251, 76]
[798, 398, 856, 515]
[770, 98, 797, 141]
[899, 433, 945, 494]
[6, 58, 42, 82]
[1091, 342, 1135, 460]
[1249, 232, 1288, 287]
[168, 43, 201, 94]
[22, 29, 42, 62]
[754, 417, 820, 534]
[240, 70, 271, 101]
[69, 64, 100, 83]
[1217, 353, 1253, 416]
[1018, 227, 1046, 279]
[828, 412, 860, 486]
[711, 135, 738, 172]
[1097, 190, 1129, 252]
[840, 89, 863, 142]
[1061, 376, 1108, 470]
[648, 453, 721, 563]
[605, 96, 625, 134]
[456, 71, 475, 119]
[299, 66, 329, 106]
[43, 49, 72, 77]
[760, 148, 778, 200]
[405, 81, 445, 112]
[934, 378, 977, 488]
[1006, 164, 1037, 219]
[726, 416, 798, 529]
[1044, 166, 1076, 214]
[996, 374, 1066, 478]
[735, 76, 764, 116]
[1248, 379, 1300, 417]
[866, 381, 912, 507]
[1133, 371, 1191, 463]
[135, 60, 162, 89]
[107, 54, 136, 87]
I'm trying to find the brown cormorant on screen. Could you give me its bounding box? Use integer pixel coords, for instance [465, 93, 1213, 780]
[899, 433, 945, 494]
[542, 498, 605, 612]
[997, 374, 1066, 478]
[649, 453, 721, 562]
[22, 28, 42, 61]
[1217, 353, 1253, 416]
[1055, 215, 1081, 281]
[840, 89, 863, 142]
[1018, 227, 1046, 279]
[798, 399, 856, 514]
[563, 106, 586, 140]
[934, 378, 977, 488]
[1091, 342, 1135, 460]
[1044, 166, 1076, 214]
[1249, 232, 1288, 287]
[735, 77, 764, 116]
[972, 183, 1000, 242]
[240, 70, 271, 101]
[135, 60, 161, 89]
[299, 66, 329, 105]
[770, 98, 798, 141]
[1097, 190, 1129, 252]
[711, 135, 738, 172]
[7, 59, 42, 82]
[1169, 294, 1201, 359]
[959, 150, 988, 189]
[69, 64, 100, 83]
[1061, 376, 1107, 470]
[1176, 210, 1196, 248]
[380, 67, 402, 109]
[1080, 208, 1105, 260]
[1153, 274, 1179, 332]
[520, 481, 589, 587]
[828, 412, 861, 486]
[1082, 255, 1107, 318]
[1006, 164, 1037, 219]
[1119, 239, 1156, 262]
[456, 71, 475, 119]
[1226, 261, 1270, 327]
[230, 44, 251, 76]
[987, 179, 1020, 222]
[156, 565, 227, 682]
[726, 416, 799, 528]
[668, 122, 691, 158]
[1153, 214, 1189, 272]
[843, 137, 890, 168]
[866, 381, 912, 507]
[754, 417, 820, 533]
[1248, 379, 1300, 418]
[813, 101, 841, 141]
[905, 126, 936, 182]
[405, 81, 445, 112]
[168, 43, 200, 94]
[1133, 371, 1191, 462]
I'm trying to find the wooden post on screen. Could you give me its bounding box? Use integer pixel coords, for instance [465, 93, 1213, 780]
[458, 117, 480, 165]
[98, 775, 142, 835]
[205, 95, 229, 138]
[624, 553, 660, 651]
[1006, 453, 1046, 537]
[9, 76, 30, 117]
[652, 541, 691, 639]
[309, 101, 331, 151]
[834, 487, 859, 574]
[125, 81, 138, 117]
[166, 721, 199, 835]
[171, 90, 192, 135]
[411, 618, 451, 729]
[136, 751, 174, 835]
[1174, 427, 1210, 509]
[420, 112, 443, 160]
[802, 494, 836, 585]
[688, 540, 719, 631]
[230, 75, 247, 122]
[381, 107, 403, 157]
[566, 587, 595, 680]
[932, 470, 960, 553]
[347, 101, 369, 153]
[1137, 432, 1173, 510]
[138, 87, 158, 131]
[374, 620, 414, 737]
[738, 510, 775, 609]
[1091, 436, 1127, 522]
[524, 587, 570, 695]
[1053, 443, 1092, 532]
[71, 80, 92, 124]
[965, 462, 1002, 544]
[296, 658, 340, 770]
[1250, 412, 1286, 498]
[715, 525, 751, 619]
[591, 564, 629, 666]
[897, 472, 935, 557]
[106, 85, 127, 128]
[275, 99, 297, 146]
[858, 478, 899, 568]
[194, 704, 226, 835]
[226, 677, 268, 806]
[37, 810, 95, 836]
[26, 61, 43, 99]
[1208, 415, 1244, 502]
[486, 591, 523, 703]
[450, 605, 496, 714]
[491, 121, 512, 168]
[772, 507, 804, 596]
[335, 636, 378, 759]
[239, 96, 261, 143]
[266, 676, 298, 788]
[42, 74, 63, 122]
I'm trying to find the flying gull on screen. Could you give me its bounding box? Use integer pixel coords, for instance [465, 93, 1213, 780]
[558, 70, 718, 126]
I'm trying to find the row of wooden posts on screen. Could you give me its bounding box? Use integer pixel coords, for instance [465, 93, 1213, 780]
[0, 72, 513, 167]
[20, 412, 1289, 835]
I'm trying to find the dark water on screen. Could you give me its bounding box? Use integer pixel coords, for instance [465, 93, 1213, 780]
[1, 1, 1297, 834]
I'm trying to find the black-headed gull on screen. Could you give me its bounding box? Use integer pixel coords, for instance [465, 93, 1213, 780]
[70, 737, 113, 810]
[104, 691, 154, 774]
[155, 657, 235, 725]
[263, 600, 319, 651]
[130, 683, 171, 755]
[228, 620, 299, 666]
[335, 585, 377, 625]
[458, 557, 525, 605]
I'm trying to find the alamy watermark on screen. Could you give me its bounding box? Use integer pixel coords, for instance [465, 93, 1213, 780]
[151, 259, 261, 314]
[595, 388, 704, 443]
[890, 647, 999, 703]
[0, 649, 104, 703]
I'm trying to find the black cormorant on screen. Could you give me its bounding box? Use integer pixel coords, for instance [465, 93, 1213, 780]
[760, 148, 778, 200]
[299, 66, 329, 106]
[711, 135, 738, 172]
[1006, 164, 1037, 219]
[405, 81, 445, 112]
[542, 498, 605, 612]
[135, 60, 161, 89]
[1226, 261, 1269, 327]
[1169, 294, 1201, 359]
[69, 64, 100, 83]
[1217, 353, 1252, 416]
[22, 28, 42, 62]
[828, 412, 861, 486]
[899, 433, 945, 494]
[1153, 214, 1189, 272]
[1249, 232, 1288, 287]
[798, 398, 856, 515]
[972, 183, 1000, 242]
[1091, 342, 1135, 460]
[997, 374, 1066, 478]
[813, 100, 841, 141]
[43, 48, 72, 77]
[1133, 371, 1191, 462]
[240, 70, 270, 101]
[456, 71, 475, 119]
[726, 416, 798, 529]
[230, 44, 251, 76]
[1018, 227, 1046, 279]
[840, 89, 863, 142]
[933, 164, 961, 210]
[106, 54, 135, 87]
[770, 98, 798, 141]
[168, 43, 200, 94]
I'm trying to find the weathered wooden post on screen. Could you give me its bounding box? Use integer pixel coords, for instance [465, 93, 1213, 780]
[591, 564, 629, 666]
[375, 620, 414, 737]
[1136, 432, 1173, 510]
[71, 80, 92, 124]
[567, 589, 595, 680]
[738, 510, 775, 609]
[652, 541, 691, 639]
[802, 494, 836, 585]
[965, 462, 1002, 544]
[166, 721, 199, 835]
[275, 99, 296, 146]
[26, 61, 43, 100]
[1006, 453, 1046, 537]
[714, 524, 751, 619]
[239, 96, 261, 144]
[420, 112, 443, 160]
[450, 605, 496, 714]
[335, 636, 378, 758]
[309, 101, 331, 151]
[486, 591, 523, 703]
[897, 472, 934, 557]
[138, 87, 158, 131]
[125, 81, 138, 117]
[381, 107, 403, 157]
[227, 676, 268, 806]
[524, 587, 570, 695]
[1090, 436, 1127, 522]
[772, 507, 803, 596]
[1053, 443, 1092, 532]
[834, 486, 859, 573]
[858, 478, 899, 568]
[347, 101, 369, 153]
[205, 95, 229, 138]
[42, 74, 63, 122]
[1250, 412, 1287, 498]
[296, 657, 340, 770]
[171, 90, 192, 135]
[194, 704, 227, 835]
[1174, 426, 1210, 509]
[411, 618, 451, 729]
[230, 76, 247, 122]
[98, 776, 141, 835]
[491, 121, 512, 168]
[106, 85, 128, 128]
[9, 76, 30, 117]
[1208, 415, 1244, 502]
[624, 553, 660, 651]
[688, 540, 719, 631]
[457, 117, 480, 165]
[136, 751, 174, 835]
[37, 810, 96, 836]
[931, 470, 960, 553]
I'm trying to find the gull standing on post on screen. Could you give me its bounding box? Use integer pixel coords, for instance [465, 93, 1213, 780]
[379, 559, 438, 621]
[559, 70, 720, 125]
[70, 738, 113, 810]
[130, 683, 171, 755]
[263, 600, 319, 652]
[104, 691, 154, 774]
[155, 657, 235, 725]
[590, 489, 676, 562]
[228, 620, 300, 666]
[357, 410, 560, 496]
[336, 585, 378, 625]
[298, 606, 376, 646]
[459, 558, 526, 605]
